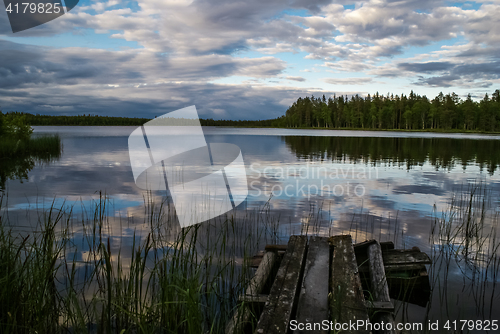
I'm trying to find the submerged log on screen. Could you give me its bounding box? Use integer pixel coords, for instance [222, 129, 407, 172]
[226, 251, 278, 334]
[255, 235, 307, 334]
[368, 241, 396, 334]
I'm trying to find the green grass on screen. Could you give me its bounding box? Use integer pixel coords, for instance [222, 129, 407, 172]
[427, 183, 500, 322]
[0, 193, 277, 333]
[0, 135, 61, 159]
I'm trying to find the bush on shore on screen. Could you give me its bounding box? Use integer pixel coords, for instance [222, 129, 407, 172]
[0, 112, 33, 141]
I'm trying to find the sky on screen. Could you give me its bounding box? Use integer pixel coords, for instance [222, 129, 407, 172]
[0, 0, 499, 120]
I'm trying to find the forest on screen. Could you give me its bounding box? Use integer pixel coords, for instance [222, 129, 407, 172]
[281, 90, 500, 131]
[2, 89, 500, 132]
[2, 112, 275, 127]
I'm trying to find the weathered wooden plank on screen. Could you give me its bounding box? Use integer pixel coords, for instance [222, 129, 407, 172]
[294, 236, 330, 334]
[246, 251, 278, 296]
[382, 249, 431, 265]
[365, 301, 395, 312]
[358, 265, 431, 306]
[355, 240, 395, 252]
[250, 251, 266, 268]
[354, 239, 377, 249]
[254, 235, 308, 334]
[357, 248, 431, 273]
[265, 244, 288, 252]
[226, 251, 278, 334]
[250, 257, 262, 268]
[330, 235, 371, 334]
[359, 263, 430, 273]
[239, 294, 269, 305]
[380, 241, 395, 251]
[368, 241, 396, 334]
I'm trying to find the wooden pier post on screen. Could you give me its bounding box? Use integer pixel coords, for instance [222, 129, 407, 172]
[254, 235, 307, 334]
[226, 250, 278, 334]
[368, 241, 396, 334]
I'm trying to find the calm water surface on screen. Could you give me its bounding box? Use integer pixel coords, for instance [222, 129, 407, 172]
[10, 126, 499, 237]
[2, 126, 500, 329]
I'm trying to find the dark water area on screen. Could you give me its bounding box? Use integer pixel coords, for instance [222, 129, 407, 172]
[0, 136, 61, 191]
[1, 126, 500, 331]
[284, 136, 500, 174]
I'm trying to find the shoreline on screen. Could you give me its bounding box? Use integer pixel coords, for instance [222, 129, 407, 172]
[30, 124, 500, 136]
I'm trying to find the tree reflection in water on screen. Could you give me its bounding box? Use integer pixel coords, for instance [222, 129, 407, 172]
[0, 135, 62, 190]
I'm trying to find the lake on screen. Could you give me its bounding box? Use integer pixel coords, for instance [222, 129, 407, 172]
[2, 126, 500, 330]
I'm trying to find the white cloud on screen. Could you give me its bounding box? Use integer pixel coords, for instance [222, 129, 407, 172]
[1, 0, 499, 118]
[286, 76, 306, 82]
[323, 77, 373, 85]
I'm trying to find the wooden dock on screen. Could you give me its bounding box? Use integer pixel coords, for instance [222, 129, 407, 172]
[226, 235, 431, 334]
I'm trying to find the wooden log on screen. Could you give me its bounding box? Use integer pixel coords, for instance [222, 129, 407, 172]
[265, 244, 288, 252]
[359, 263, 431, 273]
[330, 235, 371, 334]
[365, 301, 395, 312]
[250, 256, 263, 268]
[357, 249, 431, 273]
[254, 235, 307, 334]
[355, 241, 397, 269]
[250, 251, 266, 268]
[358, 265, 431, 306]
[354, 239, 377, 249]
[382, 249, 431, 265]
[294, 236, 330, 334]
[367, 241, 396, 334]
[246, 251, 278, 296]
[226, 251, 277, 334]
[239, 294, 269, 305]
[355, 240, 395, 252]
[380, 241, 395, 251]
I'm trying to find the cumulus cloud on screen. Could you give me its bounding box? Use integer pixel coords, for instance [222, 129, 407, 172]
[1, 0, 500, 118]
[1, 77, 335, 120]
[286, 76, 306, 82]
[398, 62, 454, 73]
[411, 61, 500, 88]
[323, 77, 373, 85]
[0, 40, 286, 89]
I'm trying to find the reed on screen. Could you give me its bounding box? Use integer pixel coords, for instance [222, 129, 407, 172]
[427, 182, 500, 322]
[1, 182, 499, 333]
[0, 135, 61, 159]
[0, 192, 278, 333]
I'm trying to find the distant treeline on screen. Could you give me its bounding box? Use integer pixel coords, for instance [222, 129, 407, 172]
[200, 118, 278, 127]
[282, 90, 500, 132]
[4, 112, 278, 127]
[9, 112, 151, 126]
[4, 89, 500, 132]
